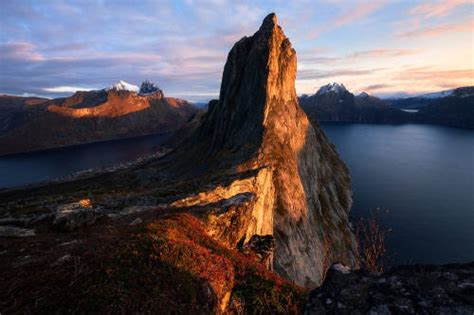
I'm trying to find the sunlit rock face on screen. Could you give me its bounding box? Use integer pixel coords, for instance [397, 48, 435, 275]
[168, 13, 359, 287]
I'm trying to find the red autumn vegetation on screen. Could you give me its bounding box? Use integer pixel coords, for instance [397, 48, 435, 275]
[0, 212, 304, 313]
[355, 212, 387, 273]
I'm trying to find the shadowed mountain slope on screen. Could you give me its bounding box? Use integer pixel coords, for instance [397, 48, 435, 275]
[0, 87, 197, 155]
[299, 83, 410, 124]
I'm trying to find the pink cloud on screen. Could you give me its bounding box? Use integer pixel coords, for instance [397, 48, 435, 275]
[395, 68, 473, 81]
[0, 42, 44, 61]
[398, 19, 474, 38]
[348, 48, 421, 58]
[410, 0, 472, 18]
[307, 2, 386, 39]
[334, 2, 384, 27]
[361, 84, 391, 93]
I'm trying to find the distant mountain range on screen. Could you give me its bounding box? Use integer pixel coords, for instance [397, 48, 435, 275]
[0, 80, 197, 155]
[1, 80, 472, 156]
[299, 83, 474, 129]
[387, 87, 474, 110]
[299, 83, 409, 124]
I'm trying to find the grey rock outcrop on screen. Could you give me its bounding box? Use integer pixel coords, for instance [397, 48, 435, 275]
[53, 201, 106, 232]
[240, 234, 275, 268]
[0, 226, 35, 237]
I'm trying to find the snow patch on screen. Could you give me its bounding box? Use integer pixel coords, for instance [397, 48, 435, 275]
[416, 89, 454, 99]
[316, 82, 348, 96]
[107, 80, 139, 93]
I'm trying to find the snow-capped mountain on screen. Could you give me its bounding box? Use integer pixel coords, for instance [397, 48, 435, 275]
[107, 80, 139, 93]
[415, 87, 474, 99]
[389, 86, 474, 110]
[299, 83, 409, 124]
[416, 89, 454, 99]
[316, 82, 348, 96]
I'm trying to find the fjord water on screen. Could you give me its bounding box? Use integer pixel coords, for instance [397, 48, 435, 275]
[0, 124, 473, 265]
[321, 123, 474, 265]
[0, 133, 171, 188]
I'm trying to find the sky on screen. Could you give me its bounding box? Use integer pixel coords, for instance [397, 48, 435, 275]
[0, 0, 473, 101]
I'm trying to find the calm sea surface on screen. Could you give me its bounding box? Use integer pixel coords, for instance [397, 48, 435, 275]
[0, 134, 171, 188]
[0, 124, 473, 265]
[320, 123, 474, 265]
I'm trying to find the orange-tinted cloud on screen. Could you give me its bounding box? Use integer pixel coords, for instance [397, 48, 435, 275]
[395, 68, 473, 81]
[397, 19, 474, 38]
[348, 49, 420, 59]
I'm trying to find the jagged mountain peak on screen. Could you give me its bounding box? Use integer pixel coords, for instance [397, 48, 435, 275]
[258, 12, 278, 33]
[358, 91, 370, 98]
[316, 82, 348, 95]
[197, 12, 297, 157]
[169, 13, 358, 287]
[139, 80, 164, 97]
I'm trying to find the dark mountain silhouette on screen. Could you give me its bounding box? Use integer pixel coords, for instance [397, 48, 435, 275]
[414, 87, 474, 128]
[299, 84, 473, 128]
[388, 86, 474, 110]
[299, 83, 410, 124]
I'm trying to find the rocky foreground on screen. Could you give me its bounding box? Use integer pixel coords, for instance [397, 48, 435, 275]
[305, 263, 474, 314]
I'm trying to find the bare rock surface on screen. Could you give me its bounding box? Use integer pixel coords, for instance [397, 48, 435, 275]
[161, 13, 358, 287]
[0, 226, 35, 237]
[53, 200, 107, 232]
[305, 263, 474, 314]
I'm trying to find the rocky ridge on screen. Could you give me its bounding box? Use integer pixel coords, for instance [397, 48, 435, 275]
[158, 13, 359, 287]
[0, 84, 197, 155]
[299, 85, 410, 124]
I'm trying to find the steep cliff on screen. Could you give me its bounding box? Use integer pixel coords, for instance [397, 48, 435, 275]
[158, 13, 359, 287]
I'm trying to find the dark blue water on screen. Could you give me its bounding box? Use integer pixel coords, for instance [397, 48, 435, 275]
[0, 134, 171, 188]
[321, 123, 474, 265]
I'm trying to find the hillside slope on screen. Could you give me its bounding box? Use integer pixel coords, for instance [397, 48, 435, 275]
[0, 86, 197, 155]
